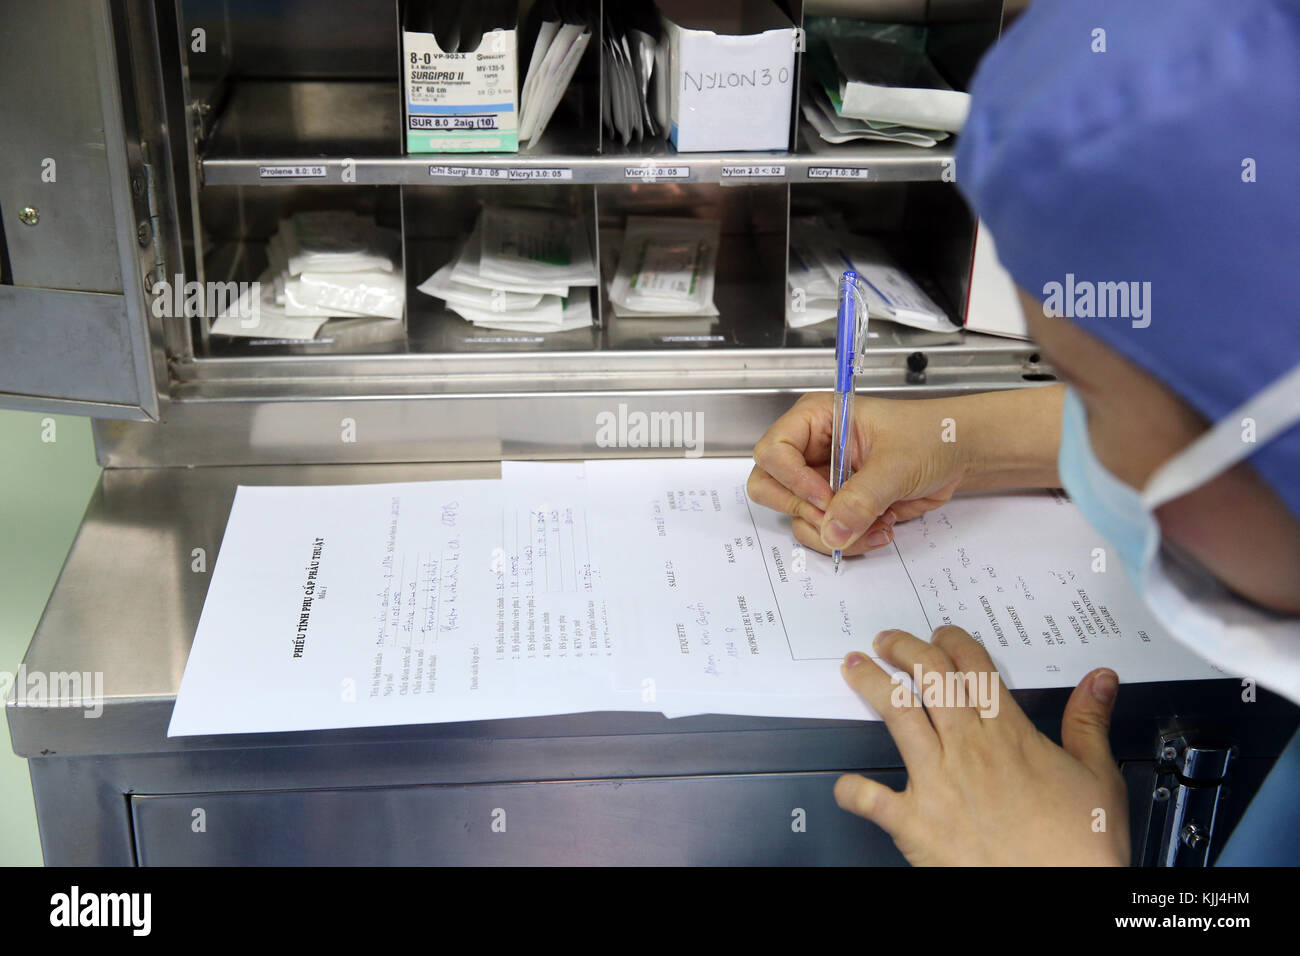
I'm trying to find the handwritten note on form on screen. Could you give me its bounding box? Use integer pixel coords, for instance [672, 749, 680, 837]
[169, 458, 1221, 736]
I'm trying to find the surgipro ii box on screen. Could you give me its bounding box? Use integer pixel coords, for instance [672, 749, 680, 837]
[403, 26, 519, 153]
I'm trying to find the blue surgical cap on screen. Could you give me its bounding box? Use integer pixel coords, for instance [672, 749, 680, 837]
[957, 0, 1300, 520]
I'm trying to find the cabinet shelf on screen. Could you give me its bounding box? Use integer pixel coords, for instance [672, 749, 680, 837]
[200, 80, 956, 187]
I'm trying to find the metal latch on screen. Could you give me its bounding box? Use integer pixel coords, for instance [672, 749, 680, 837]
[1141, 731, 1235, 867]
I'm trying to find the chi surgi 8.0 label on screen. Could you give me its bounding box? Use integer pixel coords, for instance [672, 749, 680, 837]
[404, 29, 518, 153]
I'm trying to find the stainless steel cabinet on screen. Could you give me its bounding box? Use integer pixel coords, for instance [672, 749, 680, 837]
[131, 772, 907, 865]
[5, 1, 1293, 867]
[11, 463, 1297, 865]
[0, 0, 170, 419]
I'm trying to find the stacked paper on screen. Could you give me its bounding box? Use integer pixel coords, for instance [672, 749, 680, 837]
[519, 2, 594, 146]
[828, 35, 970, 133]
[211, 211, 403, 340]
[417, 205, 598, 332]
[785, 220, 841, 329]
[786, 218, 957, 333]
[802, 28, 970, 148]
[169, 457, 1225, 737]
[601, 3, 667, 146]
[802, 83, 952, 148]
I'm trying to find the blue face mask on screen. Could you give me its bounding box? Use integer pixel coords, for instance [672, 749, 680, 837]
[1056, 379, 1300, 704]
[1058, 388, 1158, 588]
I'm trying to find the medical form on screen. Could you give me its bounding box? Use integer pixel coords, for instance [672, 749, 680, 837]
[168, 459, 1222, 736]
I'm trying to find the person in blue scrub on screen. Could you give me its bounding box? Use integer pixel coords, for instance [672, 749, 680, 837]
[749, 0, 1300, 864]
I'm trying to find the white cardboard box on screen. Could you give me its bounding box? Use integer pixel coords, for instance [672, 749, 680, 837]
[964, 221, 1030, 340]
[660, 0, 797, 152]
[403, 27, 519, 153]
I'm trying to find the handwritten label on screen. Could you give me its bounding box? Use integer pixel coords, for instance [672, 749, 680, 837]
[661, 335, 725, 343]
[683, 67, 792, 92]
[259, 165, 327, 179]
[807, 166, 869, 180]
[721, 164, 786, 179]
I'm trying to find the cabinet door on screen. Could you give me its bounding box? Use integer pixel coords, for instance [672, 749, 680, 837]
[130, 772, 907, 865]
[0, 0, 163, 421]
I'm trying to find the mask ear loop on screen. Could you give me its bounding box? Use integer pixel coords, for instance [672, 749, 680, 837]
[850, 277, 870, 373]
[1142, 362, 1300, 509]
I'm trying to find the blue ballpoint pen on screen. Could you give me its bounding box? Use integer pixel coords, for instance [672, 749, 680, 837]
[830, 270, 863, 575]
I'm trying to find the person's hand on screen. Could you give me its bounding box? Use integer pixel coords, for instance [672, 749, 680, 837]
[748, 392, 969, 556]
[748, 387, 1065, 558]
[835, 625, 1130, 866]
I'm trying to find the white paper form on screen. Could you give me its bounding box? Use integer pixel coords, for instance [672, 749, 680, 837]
[581, 459, 1222, 719]
[500, 460, 801, 718]
[169, 476, 650, 737]
[582, 458, 929, 718]
[172, 459, 1225, 737]
[892, 490, 1225, 686]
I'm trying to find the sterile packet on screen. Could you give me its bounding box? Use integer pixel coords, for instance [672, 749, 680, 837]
[608, 216, 720, 316]
[786, 219, 845, 328]
[277, 211, 400, 276]
[285, 270, 405, 320]
[476, 205, 599, 289]
[450, 292, 566, 325]
[449, 219, 572, 297]
[209, 266, 329, 340]
[608, 296, 718, 319]
[450, 292, 593, 333]
[785, 295, 839, 329]
[832, 236, 956, 333]
[417, 260, 544, 311]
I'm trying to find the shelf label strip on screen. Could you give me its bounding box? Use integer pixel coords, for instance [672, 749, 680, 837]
[258, 165, 328, 179]
[806, 166, 870, 180]
[429, 165, 574, 181]
[624, 165, 690, 182]
[721, 164, 786, 179]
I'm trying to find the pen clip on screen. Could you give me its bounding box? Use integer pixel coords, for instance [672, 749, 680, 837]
[838, 271, 871, 376]
[850, 278, 870, 374]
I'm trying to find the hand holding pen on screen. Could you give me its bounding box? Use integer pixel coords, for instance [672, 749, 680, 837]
[752, 272, 1054, 568]
[749, 386, 1062, 568]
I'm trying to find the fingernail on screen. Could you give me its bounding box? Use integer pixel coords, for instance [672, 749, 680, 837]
[873, 629, 896, 648]
[883, 509, 898, 526]
[812, 491, 831, 510]
[823, 519, 853, 549]
[1092, 670, 1118, 704]
[864, 529, 891, 548]
[842, 652, 868, 670]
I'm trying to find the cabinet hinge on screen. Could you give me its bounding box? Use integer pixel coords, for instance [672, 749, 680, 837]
[1142, 731, 1235, 866]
